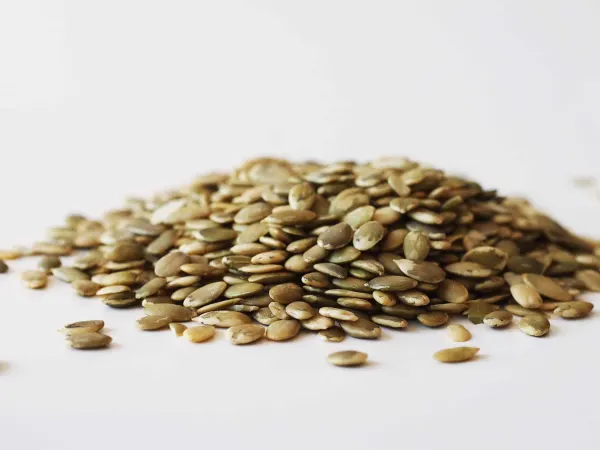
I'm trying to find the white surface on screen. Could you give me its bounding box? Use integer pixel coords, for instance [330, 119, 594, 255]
[2, 1, 600, 449]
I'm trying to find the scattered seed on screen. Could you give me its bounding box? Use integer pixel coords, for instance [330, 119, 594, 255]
[21, 270, 48, 289]
[328, 350, 368, 367]
[447, 324, 471, 342]
[69, 332, 112, 349]
[61, 320, 104, 336]
[483, 310, 513, 328]
[554, 301, 594, 319]
[184, 325, 216, 342]
[226, 324, 265, 344]
[169, 323, 187, 336]
[434, 347, 479, 363]
[519, 315, 551, 337]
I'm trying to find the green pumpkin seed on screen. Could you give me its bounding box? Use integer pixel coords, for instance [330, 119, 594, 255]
[518, 315, 550, 337]
[483, 310, 513, 328]
[226, 324, 265, 344]
[301, 313, 335, 330]
[339, 318, 382, 339]
[266, 319, 301, 341]
[575, 270, 600, 292]
[434, 347, 479, 363]
[61, 320, 104, 336]
[319, 307, 359, 321]
[554, 301, 594, 319]
[317, 222, 353, 250]
[184, 325, 216, 342]
[196, 311, 252, 327]
[328, 350, 368, 367]
[319, 327, 346, 342]
[447, 324, 472, 342]
[169, 323, 187, 336]
[371, 314, 407, 328]
[69, 332, 112, 349]
[137, 314, 173, 330]
[395, 259, 446, 284]
[522, 273, 572, 302]
[268, 283, 304, 304]
[417, 311, 449, 327]
[21, 270, 48, 289]
[353, 221, 385, 251]
[144, 303, 196, 321]
[462, 246, 508, 270]
[445, 262, 493, 278]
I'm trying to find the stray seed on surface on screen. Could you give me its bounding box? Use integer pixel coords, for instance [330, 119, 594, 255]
[61, 320, 104, 335]
[69, 332, 112, 349]
[518, 314, 551, 337]
[447, 324, 471, 342]
[21, 270, 48, 289]
[328, 350, 368, 367]
[434, 347, 479, 363]
[554, 301, 594, 319]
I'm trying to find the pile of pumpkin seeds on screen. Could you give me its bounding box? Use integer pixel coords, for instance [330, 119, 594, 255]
[4, 157, 600, 360]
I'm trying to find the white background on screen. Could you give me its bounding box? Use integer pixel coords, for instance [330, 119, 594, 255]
[1, 1, 600, 449]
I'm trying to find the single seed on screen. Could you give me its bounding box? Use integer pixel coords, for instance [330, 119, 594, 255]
[447, 324, 472, 342]
[328, 350, 368, 367]
[483, 310, 513, 328]
[21, 270, 48, 289]
[319, 327, 346, 342]
[395, 259, 446, 284]
[339, 318, 382, 339]
[69, 332, 112, 349]
[371, 314, 407, 329]
[519, 315, 551, 337]
[319, 307, 359, 322]
[285, 301, 316, 320]
[269, 302, 290, 320]
[434, 347, 479, 363]
[226, 324, 265, 344]
[61, 320, 104, 336]
[154, 251, 190, 277]
[184, 281, 228, 308]
[38, 255, 61, 273]
[52, 267, 89, 283]
[137, 314, 173, 330]
[184, 325, 216, 342]
[266, 319, 301, 341]
[417, 311, 449, 327]
[195, 311, 252, 328]
[522, 273, 572, 302]
[72, 280, 100, 297]
[554, 301, 594, 319]
[144, 303, 196, 321]
[301, 313, 335, 330]
[403, 231, 430, 261]
[353, 221, 385, 251]
[575, 270, 600, 292]
[510, 284, 543, 309]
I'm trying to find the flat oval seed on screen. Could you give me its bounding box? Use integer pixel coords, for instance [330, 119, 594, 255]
[339, 318, 382, 339]
[403, 231, 430, 261]
[136, 314, 173, 330]
[462, 246, 508, 270]
[196, 311, 252, 327]
[266, 210, 317, 225]
[269, 302, 290, 319]
[184, 281, 228, 308]
[344, 205, 375, 230]
[169, 323, 187, 336]
[234, 202, 272, 224]
[71, 280, 100, 297]
[62, 320, 104, 335]
[371, 314, 407, 329]
[184, 325, 216, 342]
[417, 311, 449, 327]
[144, 303, 196, 321]
[397, 290, 430, 306]
[285, 301, 315, 320]
[226, 324, 265, 344]
[154, 251, 190, 277]
[224, 282, 264, 298]
[303, 245, 330, 263]
[372, 291, 397, 306]
[266, 319, 301, 341]
[483, 310, 513, 328]
[510, 284, 543, 309]
[353, 221, 385, 251]
[288, 182, 316, 210]
[518, 315, 551, 337]
[447, 324, 472, 342]
[195, 227, 237, 242]
[69, 332, 112, 349]
[575, 270, 600, 292]
[437, 279, 469, 304]
[554, 301, 594, 319]
[367, 275, 418, 292]
[301, 313, 335, 330]
[445, 262, 493, 278]
[253, 307, 279, 325]
[38, 255, 61, 273]
[317, 222, 353, 250]
[328, 350, 368, 367]
[251, 250, 288, 264]
[136, 277, 168, 299]
[319, 327, 346, 342]
[434, 347, 479, 363]
[21, 270, 48, 289]
[52, 267, 89, 283]
[522, 273, 572, 302]
[313, 262, 348, 279]
[395, 259, 446, 284]
[319, 307, 359, 322]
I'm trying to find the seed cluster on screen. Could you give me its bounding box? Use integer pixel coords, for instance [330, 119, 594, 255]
[3, 157, 600, 363]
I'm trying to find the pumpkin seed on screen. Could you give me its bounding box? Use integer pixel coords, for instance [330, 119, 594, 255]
[395, 259, 446, 283]
[445, 262, 493, 278]
[224, 282, 263, 298]
[437, 279, 469, 304]
[328, 350, 368, 367]
[196, 311, 252, 327]
[301, 313, 335, 330]
[266, 319, 301, 341]
[522, 273, 572, 302]
[317, 222, 353, 250]
[319, 307, 359, 321]
[52, 267, 90, 283]
[462, 246, 508, 270]
[319, 327, 346, 342]
[285, 301, 315, 320]
[69, 332, 112, 349]
[61, 320, 104, 336]
[72, 280, 100, 297]
[154, 251, 190, 277]
[483, 310, 513, 328]
[434, 347, 479, 363]
[38, 255, 61, 273]
[554, 301, 594, 319]
[184, 325, 216, 342]
[144, 303, 195, 321]
[371, 315, 407, 328]
[367, 275, 418, 291]
[339, 318, 382, 339]
[268, 283, 304, 304]
[21, 270, 48, 289]
[137, 314, 173, 330]
[519, 315, 550, 337]
[226, 324, 265, 344]
[403, 231, 430, 261]
[467, 300, 496, 324]
[510, 284, 543, 309]
[575, 270, 600, 292]
[447, 324, 471, 342]
[184, 281, 228, 308]
[353, 221, 385, 251]
[372, 291, 397, 306]
[417, 311, 449, 327]
[253, 307, 279, 325]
